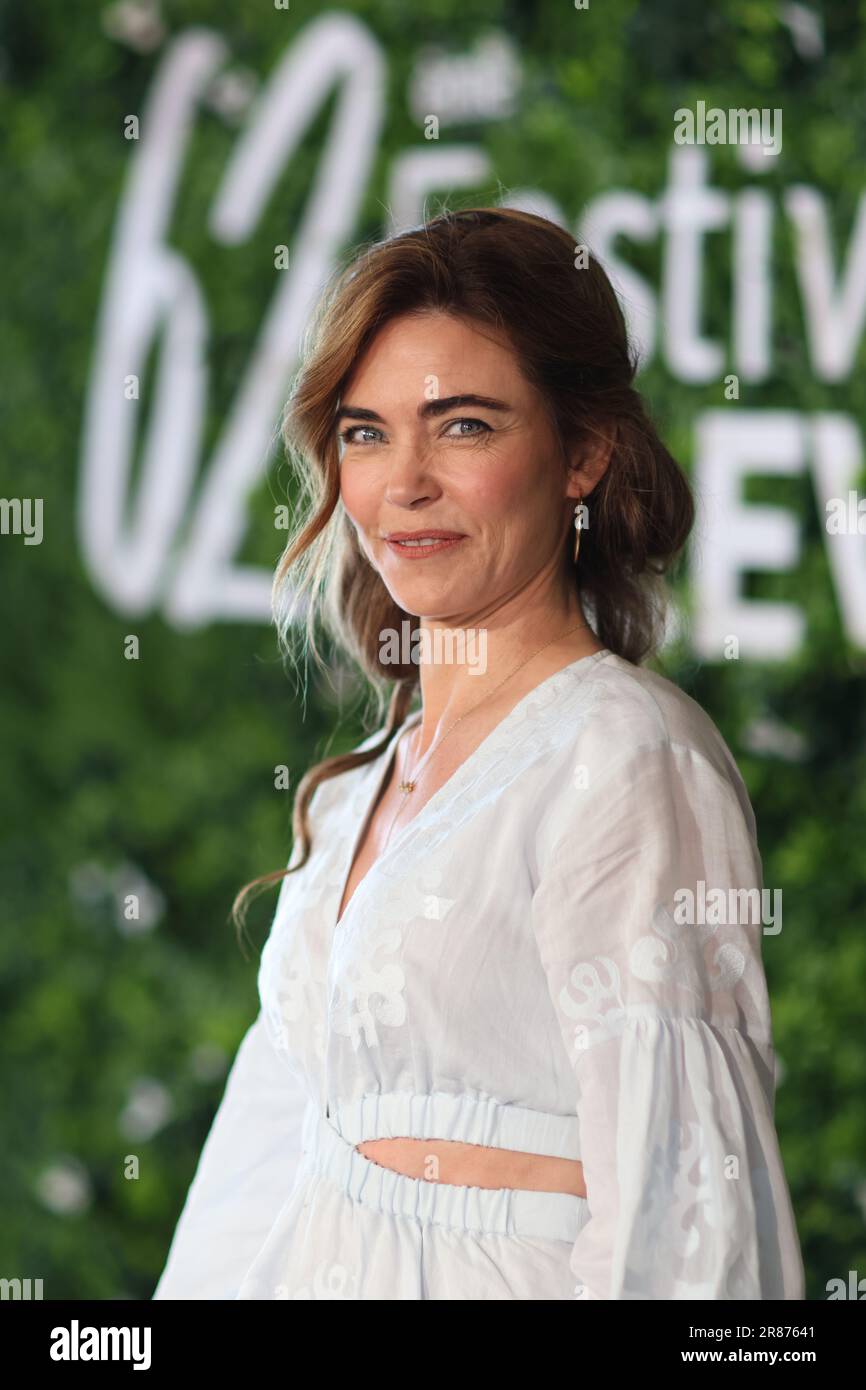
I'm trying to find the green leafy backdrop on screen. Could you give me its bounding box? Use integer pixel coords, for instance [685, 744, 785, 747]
[1, 0, 863, 1299]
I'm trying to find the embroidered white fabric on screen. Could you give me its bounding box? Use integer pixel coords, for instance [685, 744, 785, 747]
[153, 649, 805, 1300]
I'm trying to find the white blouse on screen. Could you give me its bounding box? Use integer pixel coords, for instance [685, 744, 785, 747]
[153, 647, 805, 1300]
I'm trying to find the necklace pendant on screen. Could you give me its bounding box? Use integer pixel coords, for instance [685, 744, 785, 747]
[398, 780, 416, 794]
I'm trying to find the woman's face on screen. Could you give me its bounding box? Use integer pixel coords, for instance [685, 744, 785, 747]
[336, 310, 591, 623]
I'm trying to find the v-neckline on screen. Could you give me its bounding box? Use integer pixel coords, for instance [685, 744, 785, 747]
[332, 646, 612, 932]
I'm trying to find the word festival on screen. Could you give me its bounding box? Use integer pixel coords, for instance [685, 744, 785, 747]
[79, 17, 866, 660]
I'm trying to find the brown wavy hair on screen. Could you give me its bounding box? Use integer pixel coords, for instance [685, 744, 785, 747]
[231, 204, 693, 941]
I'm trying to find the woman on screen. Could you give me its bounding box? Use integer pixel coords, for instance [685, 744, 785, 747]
[153, 207, 805, 1301]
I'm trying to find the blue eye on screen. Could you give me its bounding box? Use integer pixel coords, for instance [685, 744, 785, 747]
[444, 418, 492, 438]
[339, 425, 383, 446]
[338, 418, 493, 446]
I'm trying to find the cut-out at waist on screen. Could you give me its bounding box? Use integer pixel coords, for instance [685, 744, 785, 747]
[355, 1136, 587, 1198]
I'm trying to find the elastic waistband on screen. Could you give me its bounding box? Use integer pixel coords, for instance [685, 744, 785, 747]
[305, 1106, 590, 1243]
[329, 1090, 582, 1161]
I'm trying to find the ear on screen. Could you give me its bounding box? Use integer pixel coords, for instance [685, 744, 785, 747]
[563, 425, 615, 503]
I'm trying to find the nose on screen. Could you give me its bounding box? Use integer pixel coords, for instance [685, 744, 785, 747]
[382, 437, 441, 506]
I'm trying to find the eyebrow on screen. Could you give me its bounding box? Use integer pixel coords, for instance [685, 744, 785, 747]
[335, 394, 512, 426]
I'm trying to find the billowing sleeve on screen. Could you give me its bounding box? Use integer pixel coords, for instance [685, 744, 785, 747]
[152, 1010, 312, 1300]
[529, 735, 805, 1300]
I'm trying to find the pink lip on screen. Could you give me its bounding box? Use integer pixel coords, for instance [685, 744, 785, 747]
[385, 535, 467, 558]
[385, 530, 466, 541]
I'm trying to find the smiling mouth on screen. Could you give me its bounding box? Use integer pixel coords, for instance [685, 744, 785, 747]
[385, 536, 466, 556]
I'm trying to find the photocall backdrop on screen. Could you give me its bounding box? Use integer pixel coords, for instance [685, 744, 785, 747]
[2, 0, 864, 1299]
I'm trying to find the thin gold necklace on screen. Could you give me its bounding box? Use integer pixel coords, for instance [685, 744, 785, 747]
[381, 619, 590, 849]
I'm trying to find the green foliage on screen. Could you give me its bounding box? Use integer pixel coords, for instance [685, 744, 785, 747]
[2, 0, 863, 1300]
